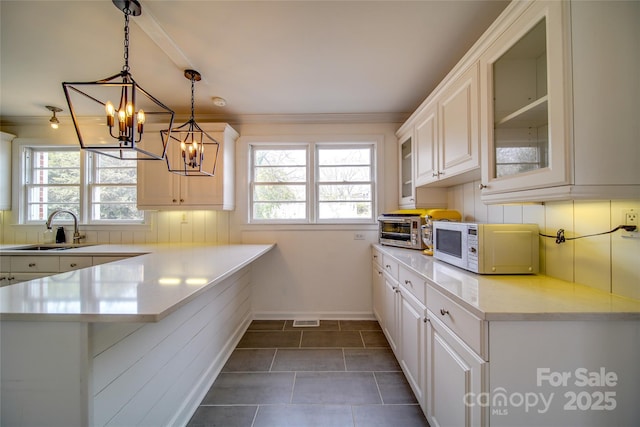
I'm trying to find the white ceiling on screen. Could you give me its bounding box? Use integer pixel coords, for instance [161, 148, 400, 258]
[0, 0, 509, 125]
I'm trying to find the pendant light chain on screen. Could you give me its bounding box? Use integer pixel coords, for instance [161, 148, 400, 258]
[190, 75, 196, 122]
[122, 8, 131, 73]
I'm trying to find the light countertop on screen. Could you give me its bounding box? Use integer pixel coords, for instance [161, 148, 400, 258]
[0, 243, 275, 322]
[374, 244, 640, 321]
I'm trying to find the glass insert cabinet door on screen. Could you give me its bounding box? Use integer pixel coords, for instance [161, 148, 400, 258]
[481, 0, 570, 195]
[493, 18, 548, 179]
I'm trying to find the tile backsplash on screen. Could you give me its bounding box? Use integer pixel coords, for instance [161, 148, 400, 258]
[447, 181, 640, 300]
[0, 210, 230, 246]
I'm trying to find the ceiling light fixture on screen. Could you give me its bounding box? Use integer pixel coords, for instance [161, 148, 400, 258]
[62, 0, 174, 161]
[161, 70, 220, 176]
[212, 97, 227, 107]
[46, 106, 62, 129]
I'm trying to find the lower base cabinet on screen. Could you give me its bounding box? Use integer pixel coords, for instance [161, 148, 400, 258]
[399, 284, 426, 404]
[371, 247, 639, 427]
[425, 312, 487, 427]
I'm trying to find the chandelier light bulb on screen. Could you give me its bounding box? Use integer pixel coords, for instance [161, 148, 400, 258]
[105, 102, 115, 127]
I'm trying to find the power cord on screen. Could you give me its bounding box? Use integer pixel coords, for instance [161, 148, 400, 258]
[540, 225, 637, 244]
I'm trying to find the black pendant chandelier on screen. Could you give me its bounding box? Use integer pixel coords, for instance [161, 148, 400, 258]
[62, 0, 174, 160]
[161, 70, 220, 176]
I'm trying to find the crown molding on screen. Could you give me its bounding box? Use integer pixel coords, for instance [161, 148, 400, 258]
[1, 112, 409, 130]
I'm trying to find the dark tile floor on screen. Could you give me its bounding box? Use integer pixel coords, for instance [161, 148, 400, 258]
[187, 320, 430, 427]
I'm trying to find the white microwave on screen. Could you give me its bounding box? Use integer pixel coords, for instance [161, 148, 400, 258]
[433, 222, 539, 274]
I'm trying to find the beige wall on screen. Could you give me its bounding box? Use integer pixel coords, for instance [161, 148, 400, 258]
[447, 181, 640, 300]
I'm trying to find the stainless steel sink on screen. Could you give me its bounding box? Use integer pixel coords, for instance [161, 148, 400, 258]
[11, 244, 96, 251]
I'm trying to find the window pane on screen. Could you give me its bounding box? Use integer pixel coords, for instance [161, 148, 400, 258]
[28, 186, 80, 204]
[319, 202, 372, 219]
[97, 168, 136, 183]
[33, 150, 80, 168]
[318, 184, 371, 201]
[318, 148, 370, 165]
[93, 203, 144, 221]
[254, 184, 306, 202]
[33, 168, 81, 185]
[255, 166, 306, 182]
[253, 202, 306, 220]
[28, 204, 80, 222]
[91, 152, 142, 221]
[319, 166, 370, 182]
[254, 149, 306, 166]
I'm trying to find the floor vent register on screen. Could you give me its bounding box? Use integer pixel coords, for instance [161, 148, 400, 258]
[292, 320, 320, 327]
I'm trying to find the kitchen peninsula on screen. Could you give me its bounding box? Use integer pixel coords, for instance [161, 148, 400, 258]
[0, 243, 275, 427]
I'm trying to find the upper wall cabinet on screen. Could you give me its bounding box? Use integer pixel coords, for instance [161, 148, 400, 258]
[401, 0, 640, 204]
[0, 132, 16, 210]
[416, 63, 481, 188]
[479, 1, 568, 199]
[137, 123, 238, 211]
[398, 130, 415, 208]
[479, 0, 640, 202]
[397, 127, 448, 210]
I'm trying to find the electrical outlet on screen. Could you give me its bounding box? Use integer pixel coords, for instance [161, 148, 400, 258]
[354, 232, 365, 240]
[623, 209, 638, 226]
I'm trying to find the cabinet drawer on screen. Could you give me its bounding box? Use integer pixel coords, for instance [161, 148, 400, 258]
[427, 285, 485, 358]
[399, 266, 426, 306]
[59, 256, 93, 272]
[382, 254, 399, 279]
[372, 248, 383, 267]
[10, 256, 59, 273]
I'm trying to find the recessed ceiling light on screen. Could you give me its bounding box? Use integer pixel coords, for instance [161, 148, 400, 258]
[212, 97, 227, 107]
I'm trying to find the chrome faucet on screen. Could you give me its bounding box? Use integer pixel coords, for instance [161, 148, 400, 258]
[45, 210, 85, 244]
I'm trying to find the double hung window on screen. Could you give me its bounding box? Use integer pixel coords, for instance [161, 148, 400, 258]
[250, 142, 375, 224]
[22, 146, 144, 224]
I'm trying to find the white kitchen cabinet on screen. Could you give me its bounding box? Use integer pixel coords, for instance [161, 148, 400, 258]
[0, 132, 15, 210]
[381, 254, 400, 354]
[435, 62, 481, 185]
[398, 283, 426, 405]
[398, 131, 415, 208]
[0, 254, 132, 286]
[59, 256, 93, 272]
[479, 0, 640, 202]
[372, 249, 385, 323]
[426, 312, 487, 427]
[410, 63, 481, 189]
[397, 128, 449, 209]
[137, 123, 238, 210]
[414, 101, 438, 187]
[375, 245, 640, 426]
[1, 256, 60, 286]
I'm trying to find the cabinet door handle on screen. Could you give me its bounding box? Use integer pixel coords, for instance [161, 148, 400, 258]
[404, 279, 412, 287]
[440, 308, 450, 316]
[70, 263, 77, 268]
[385, 264, 391, 270]
[172, 199, 177, 203]
[28, 263, 36, 267]
[180, 199, 184, 203]
[377, 271, 382, 276]
[423, 317, 430, 323]
[478, 183, 487, 190]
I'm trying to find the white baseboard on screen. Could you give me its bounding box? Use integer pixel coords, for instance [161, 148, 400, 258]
[252, 310, 376, 321]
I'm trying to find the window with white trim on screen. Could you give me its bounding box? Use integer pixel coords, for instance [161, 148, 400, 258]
[250, 142, 375, 224]
[22, 146, 144, 224]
